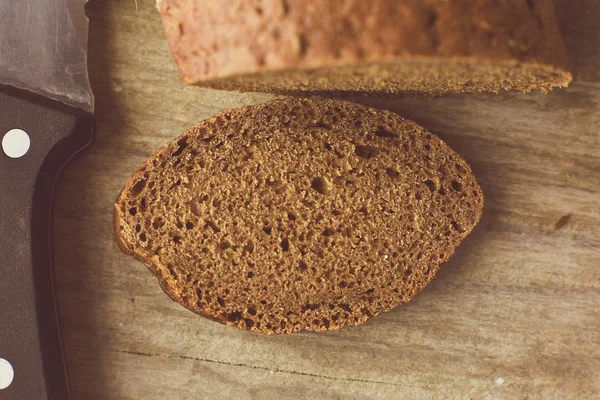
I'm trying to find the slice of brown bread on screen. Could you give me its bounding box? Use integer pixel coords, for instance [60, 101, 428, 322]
[114, 98, 483, 334]
[157, 0, 571, 95]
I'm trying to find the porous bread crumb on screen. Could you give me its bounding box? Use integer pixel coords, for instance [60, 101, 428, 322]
[114, 98, 484, 334]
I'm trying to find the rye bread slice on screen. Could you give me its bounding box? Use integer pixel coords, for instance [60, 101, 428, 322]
[114, 98, 483, 334]
[157, 0, 571, 95]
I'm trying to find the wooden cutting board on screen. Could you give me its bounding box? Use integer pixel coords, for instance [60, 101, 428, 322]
[53, 1, 600, 399]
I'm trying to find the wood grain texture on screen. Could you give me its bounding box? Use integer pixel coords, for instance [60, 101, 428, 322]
[52, 0, 600, 399]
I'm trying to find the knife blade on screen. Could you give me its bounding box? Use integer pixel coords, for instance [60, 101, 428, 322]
[0, 0, 94, 112]
[0, 0, 94, 399]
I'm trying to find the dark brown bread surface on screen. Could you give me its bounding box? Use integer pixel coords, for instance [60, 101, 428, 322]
[157, 0, 571, 95]
[114, 98, 483, 334]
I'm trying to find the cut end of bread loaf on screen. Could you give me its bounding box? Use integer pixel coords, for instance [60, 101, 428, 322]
[158, 0, 571, 95]
[198, 58, 572, 96]
[114, 98, 483, 334]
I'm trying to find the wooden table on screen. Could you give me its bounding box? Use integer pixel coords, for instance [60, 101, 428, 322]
[53, 1, 600, 398]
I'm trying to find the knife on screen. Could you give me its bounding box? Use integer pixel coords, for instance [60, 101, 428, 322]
[0, 0, 94, 399]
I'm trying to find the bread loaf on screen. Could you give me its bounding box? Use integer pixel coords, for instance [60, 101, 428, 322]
[114, 98, 483, 334]
[157, 0, 571, 95]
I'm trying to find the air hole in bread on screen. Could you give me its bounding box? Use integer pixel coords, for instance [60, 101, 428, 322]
[386, 168, 399, 178]
[166, 264, 176, 278]
[298, 260, 308, 272]
[340, 303, 352, 313]
[280, 238, 290, 251]
[311, 176, 331, 195]
[227, 311, 243, 322]
[313, 119, 331, 129]
[244, 240, 255, 254]
[451, 180, 463, 192]
[424, 179, 436, 192]
[205, 220, 221, 233]
[355, 145, 378, 159]
[172, 138, 188, 157]
[266, 178, 282, 187]
[131, 179, 146, 196]
[451, 221, 463, 232]
[322, 228, 335, 237]
[455, 163, 467, 173]
[375, 126, 397, 138]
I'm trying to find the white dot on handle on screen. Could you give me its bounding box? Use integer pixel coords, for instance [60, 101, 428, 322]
[0, 358, 14, 390]
[2, 129, 31, 158]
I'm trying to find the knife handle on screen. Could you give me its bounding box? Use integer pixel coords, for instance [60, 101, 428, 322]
[0, 87, 93, 400]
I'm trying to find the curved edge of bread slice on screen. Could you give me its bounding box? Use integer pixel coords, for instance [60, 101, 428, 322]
[114, 98, 484, 334]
